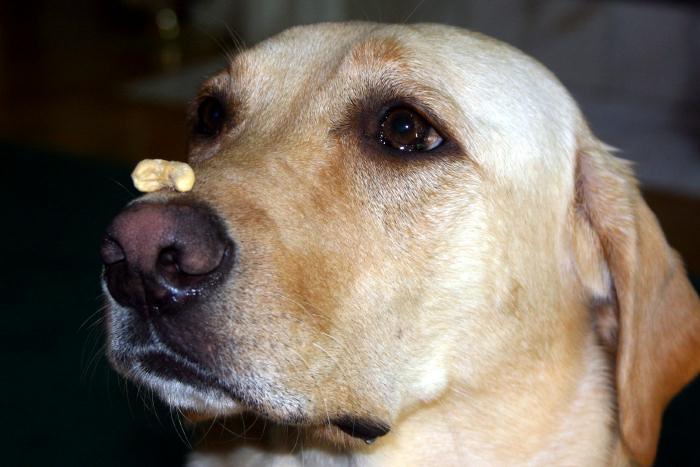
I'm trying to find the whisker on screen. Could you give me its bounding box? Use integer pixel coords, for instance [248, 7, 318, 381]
[194, 414, 219, 446]
[312, 341, 352, 398]
[107, 177, 137, 199]
[170, 407, 193, 449]
[222, 21, 247, 57]
[78, 304, 109, 332]
[216, 420, 244, 440]
[285, 344, 334, 440]
[268, 291, 364, 359]
[289, 422, 301, 454]
[402, 0, 426, 23]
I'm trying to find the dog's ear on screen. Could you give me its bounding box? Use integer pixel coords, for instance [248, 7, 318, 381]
[574, 139, 700, 466]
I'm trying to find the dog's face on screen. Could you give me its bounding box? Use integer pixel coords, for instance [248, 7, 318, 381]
[102, 23, 700, 462]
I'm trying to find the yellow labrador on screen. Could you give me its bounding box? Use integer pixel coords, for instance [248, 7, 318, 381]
[100, 22, 700, 466]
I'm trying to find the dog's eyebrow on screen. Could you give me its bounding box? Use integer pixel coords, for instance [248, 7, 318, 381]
[196, 70, 231, 98]
[346, 36, 406, 66]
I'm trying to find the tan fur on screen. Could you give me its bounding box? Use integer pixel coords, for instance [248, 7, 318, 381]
[116, 23, 700, 466]
[575, 141, 700, 465]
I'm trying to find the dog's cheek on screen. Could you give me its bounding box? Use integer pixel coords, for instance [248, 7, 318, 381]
[411, 356, 450, 403]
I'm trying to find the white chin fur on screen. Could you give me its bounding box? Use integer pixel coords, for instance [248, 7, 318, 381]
[132, 364, 242, 416]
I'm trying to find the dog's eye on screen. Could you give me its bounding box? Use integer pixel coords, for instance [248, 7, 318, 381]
[196, 96, 226, 137]
[379, 107, 443, 152]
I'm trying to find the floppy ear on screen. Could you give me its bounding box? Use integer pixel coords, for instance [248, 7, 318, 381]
[574, 138, 700, 466]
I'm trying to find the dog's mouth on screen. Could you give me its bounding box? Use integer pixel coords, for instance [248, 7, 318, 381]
[330, 416, 391, 444]
[130, 350, 391, 444]
[108, 346, 242, 416]
[110, 328, 392, 444]
[137, 351, 225, 393]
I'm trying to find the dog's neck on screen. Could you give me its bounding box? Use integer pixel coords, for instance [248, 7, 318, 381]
[189, 331, 626, 466]
[360, 333, 621, 466]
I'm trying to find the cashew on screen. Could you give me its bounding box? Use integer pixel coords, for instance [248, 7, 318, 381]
[131, 159, 195, 193]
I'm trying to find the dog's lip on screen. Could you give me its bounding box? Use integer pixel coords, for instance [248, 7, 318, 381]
[131, 351, 392, 443]
[331, 416, 391, 444]
[136, 350, 228, 393]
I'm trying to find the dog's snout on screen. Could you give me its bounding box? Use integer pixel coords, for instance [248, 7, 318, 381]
[100, 200, 234, 315]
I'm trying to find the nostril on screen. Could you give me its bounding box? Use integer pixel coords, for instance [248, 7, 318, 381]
[100, 235, 125, 266]
[167, 238, 227, 276]
[157, 247, 181, 275]
[155, 242, 232, 292]
[155, 247, 182, 293]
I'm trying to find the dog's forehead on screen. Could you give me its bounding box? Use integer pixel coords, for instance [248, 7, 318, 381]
[212, 23, 581, 182]
[224, 23, 410, 117]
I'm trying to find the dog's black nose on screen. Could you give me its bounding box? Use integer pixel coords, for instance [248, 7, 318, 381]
[100, 200, 234, 315]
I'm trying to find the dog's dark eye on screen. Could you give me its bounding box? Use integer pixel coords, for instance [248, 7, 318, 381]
[196, 96, 226, 137]
[379, 107, 443, 152]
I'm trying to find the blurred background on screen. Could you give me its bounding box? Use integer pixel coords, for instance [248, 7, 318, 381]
[2, 0, 699, 465]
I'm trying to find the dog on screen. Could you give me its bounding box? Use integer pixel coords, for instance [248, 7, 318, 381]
[100, 22, 700, 466]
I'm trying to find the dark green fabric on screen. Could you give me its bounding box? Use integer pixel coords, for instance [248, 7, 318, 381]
[3, 144, 186, 466]
[2, 143, 697, 465]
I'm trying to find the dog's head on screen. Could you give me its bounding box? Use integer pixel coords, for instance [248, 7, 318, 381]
[101, 23, 700, 463]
